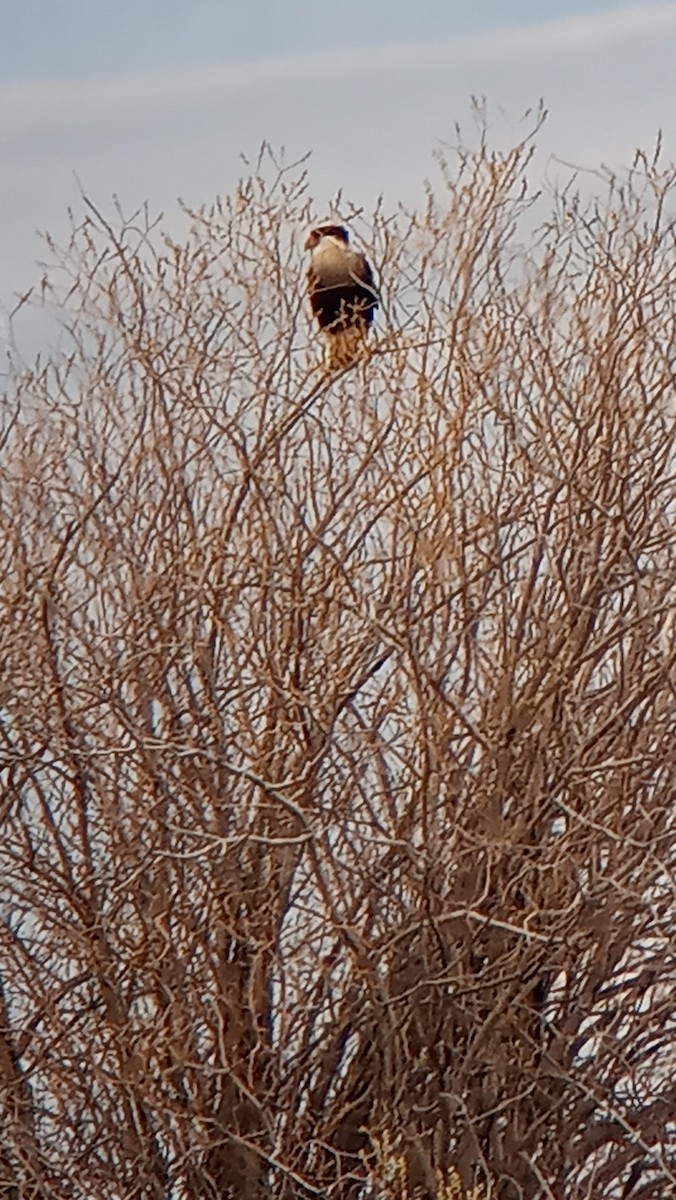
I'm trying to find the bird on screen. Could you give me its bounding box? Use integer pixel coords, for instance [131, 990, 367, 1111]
[304, 224, 378, 370]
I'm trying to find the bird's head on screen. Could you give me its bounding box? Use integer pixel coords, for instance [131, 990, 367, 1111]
[304, 224, 350, 251]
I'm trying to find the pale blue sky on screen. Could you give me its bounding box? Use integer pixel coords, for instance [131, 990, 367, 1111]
[1, 1, 628, 81]
[2, 1, 676, 353]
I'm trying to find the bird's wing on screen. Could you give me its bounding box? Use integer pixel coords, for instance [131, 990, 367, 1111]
[352, 252, 378, 298]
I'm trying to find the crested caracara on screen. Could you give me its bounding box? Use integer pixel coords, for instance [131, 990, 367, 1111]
[305, 224, 378, 369]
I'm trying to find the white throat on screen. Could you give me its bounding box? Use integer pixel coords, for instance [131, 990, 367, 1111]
[315, 235, 349, 257]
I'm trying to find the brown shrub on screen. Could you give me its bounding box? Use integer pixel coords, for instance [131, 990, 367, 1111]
[1, 120, 675, 1199]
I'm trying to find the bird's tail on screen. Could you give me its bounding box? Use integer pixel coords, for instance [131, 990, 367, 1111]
[323, 327, 369, 371]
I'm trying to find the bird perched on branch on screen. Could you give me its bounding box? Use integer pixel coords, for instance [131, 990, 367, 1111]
[305, 224, 378, 370]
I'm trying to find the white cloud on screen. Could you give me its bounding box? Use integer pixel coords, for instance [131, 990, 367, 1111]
[2, 3, 676, 144]
[481, 2, 676, 54]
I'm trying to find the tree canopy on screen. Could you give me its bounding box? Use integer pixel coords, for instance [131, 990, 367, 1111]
[1, 117, 675, 1199]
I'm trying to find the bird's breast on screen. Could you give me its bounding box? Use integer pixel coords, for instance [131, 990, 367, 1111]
[311, 244, 361, 287]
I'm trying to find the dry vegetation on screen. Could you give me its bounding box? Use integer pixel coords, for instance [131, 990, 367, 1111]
[1, 116, 675, 1199]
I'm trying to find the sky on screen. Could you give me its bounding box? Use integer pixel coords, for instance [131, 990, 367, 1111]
[2, 0, 676, 356]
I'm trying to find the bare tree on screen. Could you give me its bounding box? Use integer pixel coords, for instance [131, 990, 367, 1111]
[1, 116, 675, 1200]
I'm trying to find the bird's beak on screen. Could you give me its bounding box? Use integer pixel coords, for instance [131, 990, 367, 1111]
[304, 233, 315, 251]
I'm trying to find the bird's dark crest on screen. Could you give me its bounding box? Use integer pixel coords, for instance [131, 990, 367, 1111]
[312, 224, 350, 243]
